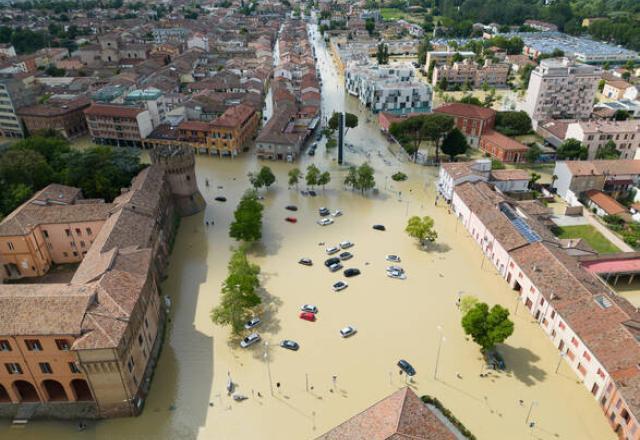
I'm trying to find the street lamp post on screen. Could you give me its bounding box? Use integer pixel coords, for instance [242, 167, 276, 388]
[434, 325, 445, 380]
[555, 352, 566, 374]
[525, 401, 538, 425]
[264, 341, 274, 396]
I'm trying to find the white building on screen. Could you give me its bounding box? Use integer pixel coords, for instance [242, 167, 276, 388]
[345, 63, 432, 114]
[425, 51, 475, 68]
[522, 58, 601, 128]
[123, 88, 167, 129]
[564, 120, 640, 160]
[187, 32, 209, 52]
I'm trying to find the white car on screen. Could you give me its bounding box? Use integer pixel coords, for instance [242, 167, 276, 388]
[387, 266, 404, 273]
[387, 270, 406, 280]
[326, 246, 340, 255]
[332, 209, 343, 217]
[240, 333, 261, 348]
[332, 281, 348, 291]
[385, 255, 401, 263]
[317, 218, 334, 226]
[340, 326, 357, 338]
[301, 304, 318, 314]
[339, 241, 354, 249]
[244, 317, 261, 329]
[329, 263, 343, 272]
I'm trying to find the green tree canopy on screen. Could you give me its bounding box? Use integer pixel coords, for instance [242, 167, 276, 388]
[248, 166, 276, 190]
[229, 190, 264, 242]
[461, 302, 514, 351]
[210, 245, 262, 335]
[306, 164, 320, 188]
[405, 215, 438, 245]
[595, 140, 620, 160]
[441, 128, 469, 160]
[557, 138, 588, 160]
[422, 113, 455, 163]
[495, 111, 532, 136]
[288, 168, 302, 188]
[328, 112, 359, 134]
[525, 144, 542, 163]
[318, 171, 331, 190]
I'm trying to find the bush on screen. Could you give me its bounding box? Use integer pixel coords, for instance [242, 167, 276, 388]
[421, 395, 476, 440]
[491, 159, 505, 170]
[603, 214, 625, 226]
[391, 171, 408, 181]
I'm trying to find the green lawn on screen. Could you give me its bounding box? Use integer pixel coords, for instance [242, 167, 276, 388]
[553, 225, 620, 254]
[380, 8, 407, 20]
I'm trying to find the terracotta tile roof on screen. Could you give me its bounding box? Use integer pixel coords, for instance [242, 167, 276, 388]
[178, 120, 211, 132]
[585, 189, 628, 216]
[0, 283, 96, 336]
[210, 103, 256, 128]
[317, 387, 457, 440]
[434, 102, 496, 120]
[563, 160, 640, 177]
[17, 96, 91, 118]
[84, 103, 145, 119]
[441, 162, 478, 180]
[481, 130, 528, 152]
[490, 169, 530, 181]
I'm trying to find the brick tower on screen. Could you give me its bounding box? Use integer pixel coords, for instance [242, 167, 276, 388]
[149, 145, 205, 216]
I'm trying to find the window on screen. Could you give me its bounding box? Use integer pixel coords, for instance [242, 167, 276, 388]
[598, 368, 605, 379]
[39, 362, 52, 374]
[73, 251, 78, 257]
[571, 336, 579, 347]
[7, 241, 14, 251]
[0, 340, 11, 351]
[5, 363, 22, 374]
[80, 241, 85, 248]
[25, 339, 42, 351]
[65, 229, 71, 237]
[63, 252, 68, 257]
[69, 362, 81, 374]
[559, 321, 566, 330]
[144, 318, 149, 329]
[55, 339, 70, 351]
[138, 334, 143, 346]
[551, 310, 556, 319]
[75, 228, 81, 235]
[583, 351, 591, 362]
[43, 230, 49, 238]
[127, 356, 135, 373]
[70, 241, 76, 248]
[616, 398, 622, 410]
[86, 227, 92, 236]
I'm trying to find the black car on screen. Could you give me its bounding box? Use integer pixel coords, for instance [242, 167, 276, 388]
[280, 340, 300, 351]
[344, 268, 361, 277]
[308, 149, 315, 156]
[286, 205, 298, 211]
[298, 258, 313, 266]
[324, 257, 340, 267]
[397, 359, 416, 376]
[214, 196, 227, 202]
[372, 224, 386, 231]
[308, 190, 317, 197]
[319, 207, 330, 216]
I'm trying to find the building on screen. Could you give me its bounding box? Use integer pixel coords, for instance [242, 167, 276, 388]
[437, 159, 529, 201]
[523, 20, 558, 32]
[522, 58, 601, 128]
[84, 104, 154, 147]
[0, 74, 36, 138]
[317, 387, 462, 439]
[208, 104, 260, 156]
[434, 103, 496, 147]
[564, 120, 640, 160]
[255, 106, 305, 161]
[425, 51, 475, 68]
[584, 189, 630, 219]
[345, 63, 432, 114]
[603, 80, 632, 100]
[479, 130, 529, 163]
[432, 59, 510, 89]
[0, 147, 203, 420]
[123, 89, 167, 128]
[17, 95, 91, 139]
[553, 159, 640, 205]
[450, 180, 640, 440]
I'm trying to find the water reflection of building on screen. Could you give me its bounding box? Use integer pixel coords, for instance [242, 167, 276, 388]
[0, 146, 202, 419]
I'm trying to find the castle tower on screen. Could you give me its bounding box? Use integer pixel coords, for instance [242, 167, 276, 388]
[150, 145, 206, 216]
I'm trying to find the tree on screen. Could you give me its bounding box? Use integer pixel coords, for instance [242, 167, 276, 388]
[461, 303, 514, 351]
[328, 112, 358, 134]
[229, 190, 263, 242]
[458, 94, 482, 106]
[422, 113, 455, 163]
[389, 115, 429, 160]
[528, 172, 541, 189]
[495, 111, 532, 136]
[318, 171, 331, 191]
[405, 215, 438, 246]
[460, 295, 479, 315]
[595, 140, 620, 159]
[614, 110, 630, 121]
[258, 166, 275, 189]
[519, 63, 534, 90]
[288, 168, 302, 188]
[417, 38, 432, 65]
[557, 139, 588, 160]
[525, 144, 542, 163]
[365, 18, 375, 36]
[0, 149, 54, 190]
[344, 166, 357, 188]
[376, 42, 389, 65]
[210, 246, 262, 335]
[441, 128, 469, 160]
[355, 163, 376, 194]
[306, 164, 320, 188]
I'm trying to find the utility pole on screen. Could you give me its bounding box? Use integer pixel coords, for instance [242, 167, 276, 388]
[434, 325, 445, 380]
[264, 341, 274, 396]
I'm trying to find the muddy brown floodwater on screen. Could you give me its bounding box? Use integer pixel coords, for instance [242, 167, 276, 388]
[0, 24, 615, 440]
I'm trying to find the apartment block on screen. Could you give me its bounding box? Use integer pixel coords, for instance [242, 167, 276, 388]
[432, 59, 510, 89]
[565, 120, 640, 160]
[84, 104, 153, 148]
[433, 103, 496, 147]
[0, 74, 36, 138]
[522, 58, 601, 128]
[17, 95, 91, 139]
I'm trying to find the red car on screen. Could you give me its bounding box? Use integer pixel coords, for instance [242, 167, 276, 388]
[285, 217, 297, 223]
[299, 312, 316, 322]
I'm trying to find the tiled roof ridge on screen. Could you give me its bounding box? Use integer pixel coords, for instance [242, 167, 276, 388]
[81, 314, 119, 347]
[394, 387, 409, 435]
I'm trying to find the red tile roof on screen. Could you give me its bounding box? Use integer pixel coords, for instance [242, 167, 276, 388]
[178, 120, 211, 132]
[585, 189, 628, 216]
[434, 102, 496, 120]
[210, 103, 255, 128]
[481, 130, 528, 152]
[84, 104, 145, 119]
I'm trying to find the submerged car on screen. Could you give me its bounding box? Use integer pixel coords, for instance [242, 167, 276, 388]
[386, 255, 401, 263]
[214, 196, 227, 202]
[373, 224, 386, 231]
[285, 217, 297, 223]
[339, 252, 353, 261]
[285, 205, 298, 211]
[332, 281, 348, 291]
[339, 241, 354, 249]
[339, 326, 357, 338]
[317, 218, 334, 226]
[244, 317, 261, 330]
[280, 340, 300, 351]
[329, 263, 343, 272]
[319, 207, 330, 216]
[324, 257, 340, 267]
[387, 270, 407, 280]
[298, 258, 313, 266]
[397, 359, 416, 376]
[301, 304, 318, 314]
[326, 246, 340, 255]
[300, 312, 316, 322]
[240, 333, 261, 348]
[344, 268, 361, 277]
[332, 209, 343, 217]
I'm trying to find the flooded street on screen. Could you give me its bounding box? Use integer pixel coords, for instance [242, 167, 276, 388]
[0, 24, 615, 440]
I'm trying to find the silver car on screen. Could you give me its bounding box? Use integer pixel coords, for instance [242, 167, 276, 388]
[385, 255, 401, 263]
[301, 304, 318, 314]
[240, 333, 261, 348]
[332, 281, 348, 291]
[340, 326, 357, 338]
[329, 263, 343, 272]
[326, 246, 340, 255]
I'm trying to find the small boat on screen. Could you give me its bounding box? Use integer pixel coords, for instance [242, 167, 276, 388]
[232, 394, 248, 402]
